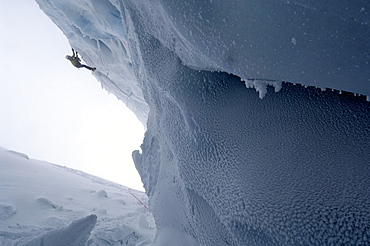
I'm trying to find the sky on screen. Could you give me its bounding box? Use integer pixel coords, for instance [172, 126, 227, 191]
[0, 0, 145, 191]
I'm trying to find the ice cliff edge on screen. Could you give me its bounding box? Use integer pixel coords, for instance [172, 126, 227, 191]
[36, 0, 369, 124]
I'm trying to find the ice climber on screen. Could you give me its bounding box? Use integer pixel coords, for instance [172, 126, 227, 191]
[65, 48, 96, 71]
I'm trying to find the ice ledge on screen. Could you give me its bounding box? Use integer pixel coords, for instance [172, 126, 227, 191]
[36, 0, 370, 114]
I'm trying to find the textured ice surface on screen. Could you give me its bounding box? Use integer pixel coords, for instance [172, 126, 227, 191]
[133, 34, 370, 244]
[36, 0, 370, 244]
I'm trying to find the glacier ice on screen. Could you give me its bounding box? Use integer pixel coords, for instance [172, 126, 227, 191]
[36, 0, 370, 245]
[36, 0, 370, 123]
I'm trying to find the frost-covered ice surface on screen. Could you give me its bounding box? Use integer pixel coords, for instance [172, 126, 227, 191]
[35, 0, 370, 245]
[0, 147, 155, 245]
[36, 0, 370, 115]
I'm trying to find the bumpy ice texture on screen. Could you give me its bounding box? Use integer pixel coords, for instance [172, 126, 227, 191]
[36, 0, 370, 244]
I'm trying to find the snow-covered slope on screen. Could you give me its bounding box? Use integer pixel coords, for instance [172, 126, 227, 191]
[35, 0, 370, 245]
[0, 147, 155, 245]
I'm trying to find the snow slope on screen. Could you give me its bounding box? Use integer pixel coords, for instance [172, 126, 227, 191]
[0, 147, 155, 245]
[35, 0, 370, 245]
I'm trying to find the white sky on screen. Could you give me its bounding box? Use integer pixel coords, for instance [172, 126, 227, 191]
[0, 0, 145, 191]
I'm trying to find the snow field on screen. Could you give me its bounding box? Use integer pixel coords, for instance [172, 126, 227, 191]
[0, 147, 155, 245]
